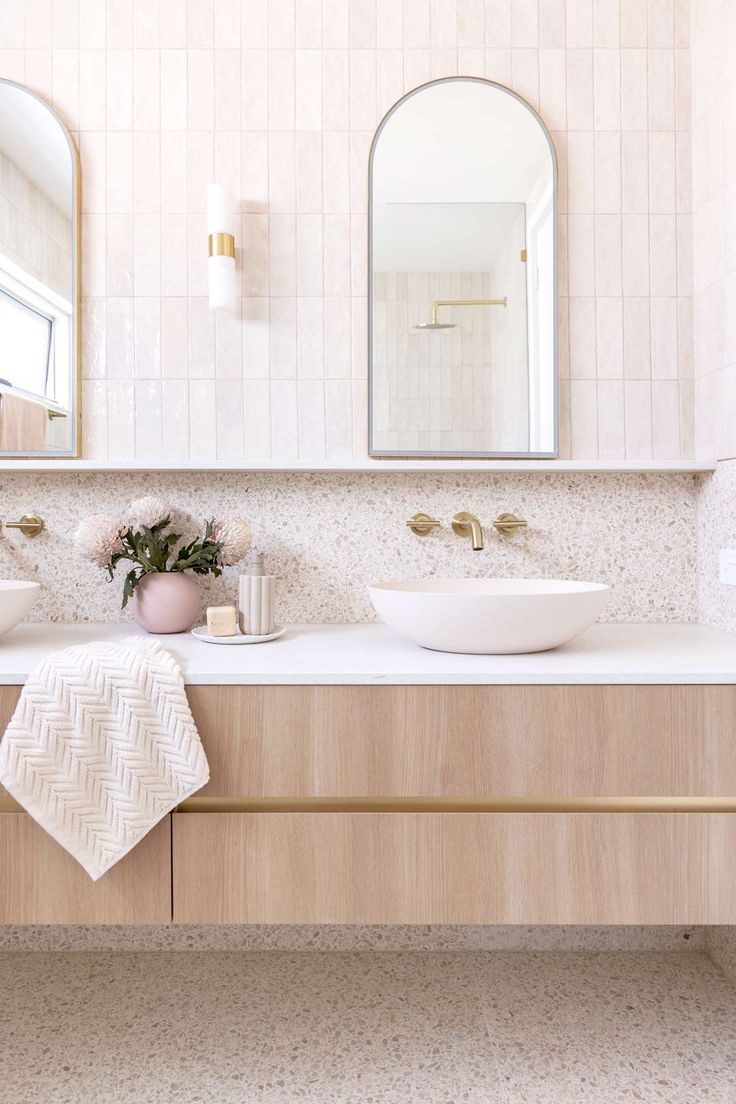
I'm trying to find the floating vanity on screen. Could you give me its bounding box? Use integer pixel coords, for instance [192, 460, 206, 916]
[2, 622, 736, 927]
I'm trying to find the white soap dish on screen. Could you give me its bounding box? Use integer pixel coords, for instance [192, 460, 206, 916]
[191, 625, 285, 645]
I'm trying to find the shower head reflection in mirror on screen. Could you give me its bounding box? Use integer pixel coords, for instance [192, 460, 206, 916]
[0, 79, 80, 457]
[369, 77, 557, 459]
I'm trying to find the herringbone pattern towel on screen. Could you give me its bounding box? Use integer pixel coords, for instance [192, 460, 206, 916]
[0, 637, 209, 880]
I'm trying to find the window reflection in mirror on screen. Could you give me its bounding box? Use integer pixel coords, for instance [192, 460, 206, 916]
[0, 79, 78, 455]
[369, 78, 557, 459]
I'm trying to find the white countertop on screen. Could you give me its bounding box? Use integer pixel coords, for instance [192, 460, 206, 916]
[0, 622, 735, 685]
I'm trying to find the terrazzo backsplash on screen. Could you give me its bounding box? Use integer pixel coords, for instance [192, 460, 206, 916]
[0, 470, 698, 623]
[698, 460, 736, 633]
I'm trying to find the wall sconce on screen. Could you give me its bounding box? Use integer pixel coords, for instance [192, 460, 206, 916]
[207, 182, 236, 311]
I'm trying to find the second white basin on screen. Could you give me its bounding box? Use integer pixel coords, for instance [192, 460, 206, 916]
[367, 578, 610, 654]
[0, 581, 41, 639]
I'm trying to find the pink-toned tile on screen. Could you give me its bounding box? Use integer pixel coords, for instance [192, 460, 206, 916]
[566, 0, 593, 46]
[625, 379, 653, 458]
[566, 49, 593, 129]
[161, 379, 189, 456]
[569, 297, 597, 378]
[596, 297, 624, 378]
[621, 49, 648, 129]
[593, 50, 620, 129]
[597, 378, 625, 459]
[269, 378, 298, 456]
[295, 48, 323, 130]
[216, 379, 245, 460]
[298, 378, 326, 458]
[243, 379, 272, 458]
[570, 378, 598, 456]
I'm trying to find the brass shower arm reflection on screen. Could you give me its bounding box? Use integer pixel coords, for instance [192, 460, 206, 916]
[431, 298, 507, 326]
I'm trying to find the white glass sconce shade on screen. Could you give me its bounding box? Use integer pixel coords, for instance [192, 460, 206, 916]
[207, 183, 237, 311]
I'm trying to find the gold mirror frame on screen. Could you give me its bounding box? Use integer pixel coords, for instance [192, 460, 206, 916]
[0, 78, 81, 459]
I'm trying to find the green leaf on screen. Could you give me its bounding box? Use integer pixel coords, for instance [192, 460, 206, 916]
[121, 569, 140, 609]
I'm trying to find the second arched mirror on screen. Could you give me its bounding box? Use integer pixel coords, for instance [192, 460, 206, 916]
[368, 77, 557, 459]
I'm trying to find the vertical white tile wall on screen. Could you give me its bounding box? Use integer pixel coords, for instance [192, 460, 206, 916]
[692, 0, 736, 461]
[0, 0, 694, 461]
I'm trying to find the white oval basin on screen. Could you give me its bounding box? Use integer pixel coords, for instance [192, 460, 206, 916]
[367, 578, 610, 654]
[0, 581, 41, 638]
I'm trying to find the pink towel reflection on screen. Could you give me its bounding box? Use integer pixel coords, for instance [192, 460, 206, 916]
[0, 391, 47, 451]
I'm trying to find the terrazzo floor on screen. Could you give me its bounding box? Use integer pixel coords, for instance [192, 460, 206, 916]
[1, 950, 735, 1103]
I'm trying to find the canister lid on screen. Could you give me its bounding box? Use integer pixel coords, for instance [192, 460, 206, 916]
[246, 550, 265, 575]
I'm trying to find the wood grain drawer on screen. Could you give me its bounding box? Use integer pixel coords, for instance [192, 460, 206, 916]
[172, 811, 736, 925]
[7, 683, 736, 799]
[0, 813, 172, 924]
[186, 684, 736, 798]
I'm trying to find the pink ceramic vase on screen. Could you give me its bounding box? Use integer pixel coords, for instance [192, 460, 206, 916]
[130, 572, 202, 634]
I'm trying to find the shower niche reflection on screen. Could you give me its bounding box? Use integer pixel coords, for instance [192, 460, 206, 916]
[368, 78, 557, 459]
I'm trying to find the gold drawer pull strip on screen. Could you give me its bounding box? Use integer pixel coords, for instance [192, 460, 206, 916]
[174, 796, 736, 814]
[3, 796, 736, 816]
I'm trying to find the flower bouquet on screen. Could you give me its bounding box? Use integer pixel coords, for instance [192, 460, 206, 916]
[75, 497, 249, 633]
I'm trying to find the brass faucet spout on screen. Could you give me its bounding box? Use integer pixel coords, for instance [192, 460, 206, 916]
[451, 512, 484, 551]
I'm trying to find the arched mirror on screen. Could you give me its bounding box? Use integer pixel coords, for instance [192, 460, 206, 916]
[369, 78, 556, 459]
[0, 79, 80, 457]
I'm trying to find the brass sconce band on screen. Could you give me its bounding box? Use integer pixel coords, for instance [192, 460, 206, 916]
[208, 232, 235, 258]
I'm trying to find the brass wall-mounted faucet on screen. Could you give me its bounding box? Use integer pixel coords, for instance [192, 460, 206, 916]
[452, 512, 484, 551]
[406, 511, 528, 548]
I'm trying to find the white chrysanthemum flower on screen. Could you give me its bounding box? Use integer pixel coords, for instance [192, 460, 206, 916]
[211, 516, 250, 566]
[129, 496, 171, 530]
[75, 515, 126, 569]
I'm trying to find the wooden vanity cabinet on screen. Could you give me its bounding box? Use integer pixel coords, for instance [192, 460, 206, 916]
[3, 682, 736, 925]
[174, 683, 736, 925]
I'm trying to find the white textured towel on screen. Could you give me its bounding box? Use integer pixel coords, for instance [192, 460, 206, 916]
[0, 637, 209, 880]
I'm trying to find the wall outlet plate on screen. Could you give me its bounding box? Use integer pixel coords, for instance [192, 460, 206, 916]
[719, 549, 736, 586]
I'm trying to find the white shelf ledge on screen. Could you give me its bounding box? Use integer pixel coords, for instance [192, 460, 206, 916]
[0, 458, 717, 474]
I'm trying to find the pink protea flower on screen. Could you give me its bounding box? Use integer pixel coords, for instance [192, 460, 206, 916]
[211, 516, 250, 566]
[74, 515, 126, 569]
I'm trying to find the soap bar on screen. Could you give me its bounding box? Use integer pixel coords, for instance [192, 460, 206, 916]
[206, 605, 237, 637]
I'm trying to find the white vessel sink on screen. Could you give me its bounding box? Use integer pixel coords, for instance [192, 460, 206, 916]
[0, 581, 41, 639]
[368, 578, 610, 654]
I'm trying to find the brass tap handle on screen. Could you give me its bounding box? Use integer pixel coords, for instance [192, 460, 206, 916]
[4, 514, 45, 538]
[407, 513, 441, 536]
[493, 513, 527, 534]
